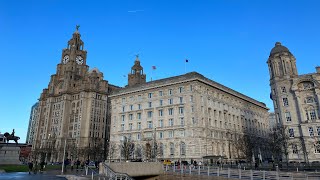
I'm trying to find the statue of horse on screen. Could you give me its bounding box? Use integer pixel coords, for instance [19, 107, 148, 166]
[3, 132, 20, 144]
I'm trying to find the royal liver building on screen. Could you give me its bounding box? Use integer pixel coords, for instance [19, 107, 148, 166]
[268, 42, 320, 163]
[32, 28, 118, 162]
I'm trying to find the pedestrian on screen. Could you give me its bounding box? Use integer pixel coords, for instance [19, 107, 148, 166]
[40, 161, 45, 172]
[28, 161, 33, 174]
[76, 159, 80, 171]
[71, 160, 74, 171]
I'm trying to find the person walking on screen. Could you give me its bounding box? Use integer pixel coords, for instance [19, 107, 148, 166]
[28, 161, 33, 174]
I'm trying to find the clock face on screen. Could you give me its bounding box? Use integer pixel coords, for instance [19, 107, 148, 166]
[63, 55, 69, 64]
[76, 56, 84, 65]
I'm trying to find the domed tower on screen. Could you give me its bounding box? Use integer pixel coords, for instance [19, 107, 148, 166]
[267, 42, 298, 83]
[128, 55, 146, 87]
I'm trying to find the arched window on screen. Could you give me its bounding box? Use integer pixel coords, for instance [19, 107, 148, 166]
[314, 142, 320, 154]
[180, 142, 186, 155]
[170, 143, 174, 155]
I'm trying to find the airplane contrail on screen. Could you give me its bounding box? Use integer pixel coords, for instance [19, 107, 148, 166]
[128, 10, 144, 13]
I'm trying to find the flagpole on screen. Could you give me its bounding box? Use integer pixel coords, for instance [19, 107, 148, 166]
[151, 67, 153, 81]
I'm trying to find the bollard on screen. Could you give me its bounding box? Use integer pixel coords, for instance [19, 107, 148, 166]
[263, 171, 265, 180]
[250, 169, 253, 180]
[198, 165, 200, 175]
[207, 166, 210, 176]
[297, 167, 298, 172]
[239, 168, 241, 179]
[228, 168, 230, 178]
[166, 165, 168, 171]
[189, 166, 191, 174]
[217, 167, 220, 176]
[85, 166, 88, 175]
[174, 164, 176, 172]
[92, 171, 93, 180]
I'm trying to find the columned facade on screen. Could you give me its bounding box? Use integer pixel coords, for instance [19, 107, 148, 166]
[268, 42, 320, 163]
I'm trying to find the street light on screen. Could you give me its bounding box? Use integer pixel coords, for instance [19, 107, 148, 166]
[61, 138, 67, 174]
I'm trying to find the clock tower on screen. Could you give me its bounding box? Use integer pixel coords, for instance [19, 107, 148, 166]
[33, 26, 119, 162]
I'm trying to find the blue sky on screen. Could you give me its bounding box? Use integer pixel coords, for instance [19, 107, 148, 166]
[1, 0, 320, 142]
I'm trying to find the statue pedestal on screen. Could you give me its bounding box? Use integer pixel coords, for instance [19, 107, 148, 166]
[0, 144, 21, 165]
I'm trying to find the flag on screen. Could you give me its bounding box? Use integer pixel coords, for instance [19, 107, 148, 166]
[152, 66, 156, 70]
[186, 59, 189, 63]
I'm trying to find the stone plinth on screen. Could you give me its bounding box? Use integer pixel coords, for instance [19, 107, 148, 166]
[0, 144, 20, 165]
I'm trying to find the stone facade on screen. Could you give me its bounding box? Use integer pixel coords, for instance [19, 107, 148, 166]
[32, 29, 119, 162]
[268, 42, 320, 162]
[109, 59, 269, 162]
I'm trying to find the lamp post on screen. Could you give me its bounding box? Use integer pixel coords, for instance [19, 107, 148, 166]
[61, 138, 67, 174]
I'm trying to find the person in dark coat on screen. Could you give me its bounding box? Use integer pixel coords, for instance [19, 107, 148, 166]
[28, 161, 33, 174]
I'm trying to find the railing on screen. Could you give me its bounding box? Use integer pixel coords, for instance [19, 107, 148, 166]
[103, 163, 134, 180]
[164, 164, 320, 180]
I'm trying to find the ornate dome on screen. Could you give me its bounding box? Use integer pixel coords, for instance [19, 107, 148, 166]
[270, 42, 291, 55]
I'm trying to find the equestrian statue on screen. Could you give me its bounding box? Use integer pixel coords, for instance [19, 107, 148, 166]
[3, 129, 20, 144]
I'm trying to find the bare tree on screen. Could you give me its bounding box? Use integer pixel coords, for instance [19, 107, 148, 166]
[120, 136, 135, 160]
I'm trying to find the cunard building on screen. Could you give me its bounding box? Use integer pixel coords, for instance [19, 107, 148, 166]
[268, 42, 320, 163]
[32, 28, 118, 162]
[109, 56, 270, 162]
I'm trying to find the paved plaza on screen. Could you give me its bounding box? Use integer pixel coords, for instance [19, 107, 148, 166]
[0, 172, 67, 180]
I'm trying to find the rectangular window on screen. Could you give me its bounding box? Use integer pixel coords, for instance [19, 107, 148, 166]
[138, 95, 142, 101]
[190, 85, 193, 91]
[159, 119, 163, 127]
[168, 98, 173, 104]
[122, 106, 125, 112]
[179, 97, 183, 104]
[168, 108, 174, 115]
[168, 89, 173, 95]
[285, 112, 291, 122]
[309, 127, 314, 137]
[191, 106, 194, 113]
[129, 114, 133, 120]
[148, 102, 152, 108]
[129, 123, 133, 130]
[281, 87, 286, 93]
[137, 122, 141, 130]
[179, 107, 184, 114]
[169, 118, 174, 126]
[138, 104, 141, 110]
[283, 98, 289, 106]
[292, 144, 298, 154]
[148, 93, 152, 98]
[147, 111, 153, 118]
[159, 109, 163, 117]
[147, 121, 153, 129]
[137, 133, 141, 140]
[180, 117, 184, 126]
[137, 113, 141, 120]
[122, 98, 126, 103]
[179, 87, 184, 93]
[190, 95, 193, 102]
[169, 131, 174, 138]
[121, 115, 125, 122]
[159, 132, 164, 139]
[130, 105, 133, 111]
[289, 128, 294, 137]
[192, 117, 196, 124]
[159, 100, 163, 106]
[317, 126, 320, 136]
[121, 124, 124, 131]
[310, 110, 317, 120]
[159, 91, 163, 96]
